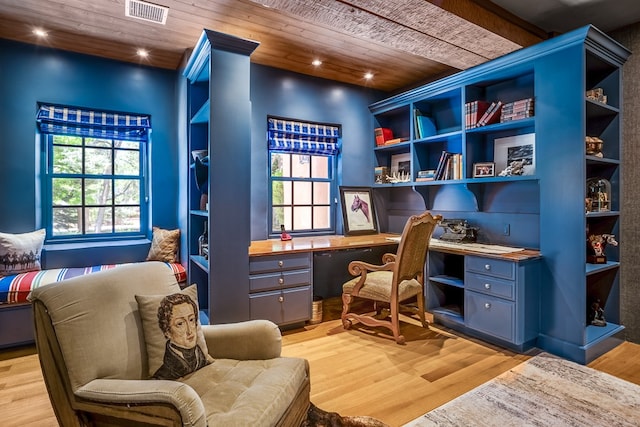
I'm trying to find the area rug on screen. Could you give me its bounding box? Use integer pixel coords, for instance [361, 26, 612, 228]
[303, 403, 389, 427]
[404, 352, 640, 426]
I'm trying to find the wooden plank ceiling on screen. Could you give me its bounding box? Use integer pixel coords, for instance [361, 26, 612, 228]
[0, 0, 545, 92]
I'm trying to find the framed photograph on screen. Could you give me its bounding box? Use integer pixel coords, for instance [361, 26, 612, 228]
[339, 186, 379, 236]
[494, 133, 535, 176]
[390, 152, 411, 181]
[473, 162, 495, 178]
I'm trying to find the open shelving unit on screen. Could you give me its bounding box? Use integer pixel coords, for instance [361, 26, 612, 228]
[369, 25, 630, 363]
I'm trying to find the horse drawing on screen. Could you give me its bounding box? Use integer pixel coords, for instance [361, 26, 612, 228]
[350, 195, 370, 222]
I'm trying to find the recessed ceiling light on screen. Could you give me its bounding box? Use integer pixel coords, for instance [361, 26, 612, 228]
[312, 59, 322, 66]
[137, 48, 149, 58]
[33, 28, 48, 38]
[364, 72, 374, 80]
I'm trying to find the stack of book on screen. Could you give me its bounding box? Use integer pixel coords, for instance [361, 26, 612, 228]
[500, 98, 534, 122]
[465, 100, 491, 129]
[416, 169, 436, 182]
[434, 151, 463, 180]
[374, 127, 393, 146]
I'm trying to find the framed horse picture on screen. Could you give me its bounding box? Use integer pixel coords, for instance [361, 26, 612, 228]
[339, 186, 379, 236]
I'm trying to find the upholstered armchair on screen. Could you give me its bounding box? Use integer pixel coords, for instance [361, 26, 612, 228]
[341, 211, 441, 344]
[29, 262, 310, 427]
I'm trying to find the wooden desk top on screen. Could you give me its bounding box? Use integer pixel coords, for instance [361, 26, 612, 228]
[249, 233, 399, 257]
[250, 234, 541, 262]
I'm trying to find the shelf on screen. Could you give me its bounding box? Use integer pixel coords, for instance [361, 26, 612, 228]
[465, 117, 535, 134]
[413, 129, 462, 144]
[191, 209, 208, 217]
[584, 322, 623, 345]
[190, 255, 209, 273]
[585, 261, 619, 275]
[586, 210, 619, 218]
[191, 99, 210, 124]
[431, 306, 464, 326]
[586, 156, 619, 165]
[429, 275, 464, 288]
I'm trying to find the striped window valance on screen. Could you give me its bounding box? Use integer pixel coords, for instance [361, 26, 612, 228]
[36, 104, 151, 142]
[268, 117, 340, 155]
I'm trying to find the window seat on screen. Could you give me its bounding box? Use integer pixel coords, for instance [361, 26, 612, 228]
[0, 261, 186, 349]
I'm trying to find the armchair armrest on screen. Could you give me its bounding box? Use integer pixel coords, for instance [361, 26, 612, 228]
[75, 378, 206, 427]
[202, 319, 282, 360]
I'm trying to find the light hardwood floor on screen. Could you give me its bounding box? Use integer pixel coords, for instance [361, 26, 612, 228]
[1, 301, 639, 427]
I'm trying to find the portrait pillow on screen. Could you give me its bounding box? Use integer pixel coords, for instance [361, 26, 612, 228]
[0, 229, 46, 276]
[136, 284, 213, 380]
[146, 227, 180, 263]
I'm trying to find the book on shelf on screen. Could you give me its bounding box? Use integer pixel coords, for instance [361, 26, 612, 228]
[374, 127, 393, 146]
[434, 152, 462, 180]
[465, 100, 491, 129]
[416, 169, 436, 181]
[414, 109, 436, 139]
[476, 101, 503, 126]
[434, 151, 450, 180]
[384, 137, 409, 145]
[500, 98, 534, 122]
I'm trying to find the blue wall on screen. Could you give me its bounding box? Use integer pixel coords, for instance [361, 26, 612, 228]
[0, 39, 179, 267]
[249, 63, 384, 240]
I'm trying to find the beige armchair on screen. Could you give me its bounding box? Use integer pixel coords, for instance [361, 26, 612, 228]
[29, 262, 310, 426]
[341, 211, 441, 344]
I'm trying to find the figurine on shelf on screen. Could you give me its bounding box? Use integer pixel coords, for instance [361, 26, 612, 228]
[498, 159, 526, 177]
[280, 224, 292, 241]
[588, 299, 607, 327]
[586, 233, 618, 264]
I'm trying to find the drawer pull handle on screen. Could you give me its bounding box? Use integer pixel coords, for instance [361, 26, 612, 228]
[484, 283, 491, 290]
[278, 296, 284, 303]
[278, 277, 284, 285]
[484, 303, 491, 309]
[278, 260, 284, 267]
[484, 264, 491, 271]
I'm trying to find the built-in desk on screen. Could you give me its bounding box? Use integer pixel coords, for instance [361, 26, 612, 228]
[249, 235, 541, 352]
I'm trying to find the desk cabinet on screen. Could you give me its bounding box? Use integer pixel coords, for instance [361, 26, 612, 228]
[249, 253, 312, 326]
[428, 251, 539, 351]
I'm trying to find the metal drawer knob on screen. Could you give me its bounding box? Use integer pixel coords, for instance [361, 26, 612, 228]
[278, 260, 284, 267]
[278, 296, 284, 303]
[484, 283, 491, 289]
[278, 277, 284, 285]
[484, 264, 491, 271]
[484, 302, 491, 309]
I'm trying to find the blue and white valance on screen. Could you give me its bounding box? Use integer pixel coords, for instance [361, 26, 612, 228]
[268, 117, 340, 155]
[37, 104, 151, 142]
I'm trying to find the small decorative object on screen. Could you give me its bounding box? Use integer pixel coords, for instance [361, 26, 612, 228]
[586, 178, 611, 212]
[473, 162, 495, 178]
[198, 221, 208, 259]
[438, 218, 478, 243]
[280, 224, 292, 241]
[585, 136, 604, 157]
[586, 87, 607, 104]
[586, 233, 617, 264]
[386, 170, 411, 183]
[374, 166, 389, 184]
[498, 159, 526, 176]
[588, 299, 607, 327]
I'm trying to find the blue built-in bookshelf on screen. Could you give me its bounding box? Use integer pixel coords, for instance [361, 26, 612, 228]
[369, 25, 630, 364]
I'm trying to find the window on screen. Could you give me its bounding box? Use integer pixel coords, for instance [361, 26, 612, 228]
[268, 117, 340, 235]
[37, 104, 150, 241]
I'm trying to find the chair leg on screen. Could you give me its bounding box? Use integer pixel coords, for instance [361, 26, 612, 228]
[417, 291, 427, 328]
[390, 302, 405, 344]
[341, 293, 353, 329]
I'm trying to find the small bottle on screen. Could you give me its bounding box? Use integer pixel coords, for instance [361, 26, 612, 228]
[198, 221, 208, 258]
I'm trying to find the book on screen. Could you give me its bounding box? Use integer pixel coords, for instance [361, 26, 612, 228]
[417, 115, 436, 138]
[465, 100, 491, 129]
[434, 151, 452, 180]
[374, 127, 393, 146]
[383, 137, 409, 145]
[477, 101, 503, 126]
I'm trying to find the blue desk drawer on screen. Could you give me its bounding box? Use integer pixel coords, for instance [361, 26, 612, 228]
[465, 256, 515, 280]
[250, 269, 311, 292]
[249, 285, 312, 325]
[250, 253, 311, 274]
[465, 291, 514, 342]
[465, 272, 515, 300]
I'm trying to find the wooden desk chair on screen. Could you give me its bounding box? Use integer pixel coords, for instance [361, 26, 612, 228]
[341, 211, 441, 344]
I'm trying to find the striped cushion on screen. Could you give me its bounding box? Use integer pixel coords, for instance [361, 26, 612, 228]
[0, 262, 186, 305]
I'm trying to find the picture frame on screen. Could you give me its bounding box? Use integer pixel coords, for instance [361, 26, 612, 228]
[390, 152, 411, 182]
[494, 133, 535, 176]
[473, 162, 495, 178]
[339, 186, 379, 236]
